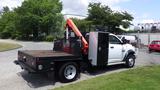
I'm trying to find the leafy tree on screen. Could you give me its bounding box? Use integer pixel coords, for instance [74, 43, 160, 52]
[72, 18, 92, 32]
[14, 0, 63, 40]
[0, 9, 17, 39]
[87, 3, 133, 33]
[2, 6, 10, 13]
[0, 0, 63, 40]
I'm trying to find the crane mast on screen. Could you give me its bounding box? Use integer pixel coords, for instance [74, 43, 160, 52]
[65, 19, 88, 54]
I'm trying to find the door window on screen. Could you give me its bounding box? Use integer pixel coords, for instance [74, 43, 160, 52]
[109, 35, 121, 44]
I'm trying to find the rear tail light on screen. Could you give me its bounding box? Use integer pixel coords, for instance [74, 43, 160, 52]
[38, 65, 43, 70]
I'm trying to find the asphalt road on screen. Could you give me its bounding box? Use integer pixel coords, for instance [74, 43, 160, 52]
[0, 39, 160, 90]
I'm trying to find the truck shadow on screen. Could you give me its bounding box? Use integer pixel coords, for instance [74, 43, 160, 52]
[84, 64, 126, 76]
[17, 64, 126, 88]
[17, 71, 56, 88]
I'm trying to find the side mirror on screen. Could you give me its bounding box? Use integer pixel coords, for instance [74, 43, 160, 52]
[122, 38, 129, 44]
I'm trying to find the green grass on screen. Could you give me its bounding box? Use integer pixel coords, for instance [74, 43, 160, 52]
[54, 65, 160, 90]
[0, 42, 22, 52]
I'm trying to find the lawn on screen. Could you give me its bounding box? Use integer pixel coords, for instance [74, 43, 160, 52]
[0, 42, 22, 52]
[54, 65, 160, 90]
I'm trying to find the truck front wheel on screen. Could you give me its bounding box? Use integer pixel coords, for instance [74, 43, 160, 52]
[58, 62, 79, 82]
[126, 54, 135, 68]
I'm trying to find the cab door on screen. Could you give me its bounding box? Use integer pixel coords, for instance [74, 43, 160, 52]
[108, 35, 124, 63]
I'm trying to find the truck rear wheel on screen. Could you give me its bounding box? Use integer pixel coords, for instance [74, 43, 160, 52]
[58, 62, 79, 83]
[125, 54, 135, 68]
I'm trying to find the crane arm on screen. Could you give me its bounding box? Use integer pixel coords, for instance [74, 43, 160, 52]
[66, 19, 88, 54]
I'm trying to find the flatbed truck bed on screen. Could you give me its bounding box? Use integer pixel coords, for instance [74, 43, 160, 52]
[19, 50, 81, 60]
[15, 50, 83, 77]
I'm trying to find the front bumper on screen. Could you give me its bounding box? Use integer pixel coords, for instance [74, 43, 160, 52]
[134, 48, 138, 57]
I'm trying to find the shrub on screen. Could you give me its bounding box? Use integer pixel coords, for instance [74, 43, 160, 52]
[0, 31, 11, 39]
[45, 35, 54, 42]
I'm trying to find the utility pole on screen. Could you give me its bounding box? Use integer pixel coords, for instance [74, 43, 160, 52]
[137, 30, 140, 48]
[137, 24, 140, 48]
[148, 23, 152, 45]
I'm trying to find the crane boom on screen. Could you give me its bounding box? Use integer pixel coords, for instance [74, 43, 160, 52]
[66, 19, 88, 54]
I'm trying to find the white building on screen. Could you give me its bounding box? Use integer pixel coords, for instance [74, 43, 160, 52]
[135, 22, 160, 31]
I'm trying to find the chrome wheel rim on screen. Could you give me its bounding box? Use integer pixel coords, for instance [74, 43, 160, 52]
[64, 65, 76, 80]
[129, 58, 134, 66]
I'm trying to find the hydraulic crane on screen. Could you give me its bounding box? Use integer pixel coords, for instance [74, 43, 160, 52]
[65, 19, 89, 55]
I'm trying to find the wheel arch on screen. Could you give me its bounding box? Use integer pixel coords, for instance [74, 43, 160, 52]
[123, 50, 135, 61]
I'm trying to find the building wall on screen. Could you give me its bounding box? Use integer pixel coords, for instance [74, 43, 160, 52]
[129, 33, 160, 45]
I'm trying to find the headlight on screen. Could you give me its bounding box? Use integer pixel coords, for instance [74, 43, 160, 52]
[23, 56, 26, 62]
[38, 65, 43, 70]
[31, 62, 35, 66]
[23, 56, 26, 59]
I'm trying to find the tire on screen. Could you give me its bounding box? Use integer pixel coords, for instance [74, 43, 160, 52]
[58, 62, 79, 83]
[149, 49, 152, 53]
[125, 54, 135, 68]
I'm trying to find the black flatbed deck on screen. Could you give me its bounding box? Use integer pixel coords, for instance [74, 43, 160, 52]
[21, 50, 75, 57]
[15, 50, 83, 73]
[19, 50, 82, 61]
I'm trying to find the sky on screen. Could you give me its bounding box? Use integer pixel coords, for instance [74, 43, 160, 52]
[0, 0, 159, 26]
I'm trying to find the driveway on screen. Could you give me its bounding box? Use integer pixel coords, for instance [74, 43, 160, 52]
[0, 39, 160, 90]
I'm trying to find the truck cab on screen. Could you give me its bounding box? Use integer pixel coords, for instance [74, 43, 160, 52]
[108, 34, 136, 66]
[88, 32, 136, 68]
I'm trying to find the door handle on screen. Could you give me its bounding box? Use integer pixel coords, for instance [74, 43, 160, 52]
[98, 47, 102, 51]
[110, 46, 114, 48]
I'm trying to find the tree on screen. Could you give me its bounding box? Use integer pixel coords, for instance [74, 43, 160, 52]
[0, 0, 63, 40]
[87, 3, 133, 33]
[72, 18, 92, 32]
[0, 10, 17, 39]
[2, 6, 10, 13]
[14, 0, 63, 40]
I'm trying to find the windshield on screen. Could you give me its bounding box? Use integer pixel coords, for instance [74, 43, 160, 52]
[117, 36, 122, 39]
[152, 41, 160, 44]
